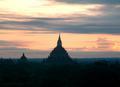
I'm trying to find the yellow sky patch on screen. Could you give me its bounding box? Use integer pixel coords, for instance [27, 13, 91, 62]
[0, 0, 104, 17]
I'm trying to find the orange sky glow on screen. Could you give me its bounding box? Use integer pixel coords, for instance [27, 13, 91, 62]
[0, 30, 120, 51]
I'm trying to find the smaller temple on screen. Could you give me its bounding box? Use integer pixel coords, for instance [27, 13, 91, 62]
[20, 53, 28, 61]
[45, 34, 75, 64]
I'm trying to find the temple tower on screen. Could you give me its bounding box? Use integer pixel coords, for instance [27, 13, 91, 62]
[45, 34, 74, 64]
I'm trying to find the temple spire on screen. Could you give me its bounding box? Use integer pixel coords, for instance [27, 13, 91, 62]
[22, 53, 25, 57]
[57, 34, 62, 47]
[20, 53, 27, 60]
[46, 33, 74, 64]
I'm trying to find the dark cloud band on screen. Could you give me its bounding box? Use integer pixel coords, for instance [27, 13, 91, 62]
[55, 0, 120, 4]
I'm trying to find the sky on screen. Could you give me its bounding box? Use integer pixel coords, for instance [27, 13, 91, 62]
[0, 0, 120, 58]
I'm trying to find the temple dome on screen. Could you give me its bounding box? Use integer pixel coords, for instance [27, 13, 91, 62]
[45, 34, 75, 64]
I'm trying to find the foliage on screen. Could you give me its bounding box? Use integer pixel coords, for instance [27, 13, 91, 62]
[0, 59, 120, 87]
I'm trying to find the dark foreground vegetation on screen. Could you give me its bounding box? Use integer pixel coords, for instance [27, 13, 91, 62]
[0, 59, 120, 87]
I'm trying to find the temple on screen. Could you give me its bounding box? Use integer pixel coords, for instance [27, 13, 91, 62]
[20, 53, 27, 61]
[45, 34, 74, 64]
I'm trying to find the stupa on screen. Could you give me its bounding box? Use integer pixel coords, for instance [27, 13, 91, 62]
[45, 34, 74, 64]
[20, 53, 28, 61]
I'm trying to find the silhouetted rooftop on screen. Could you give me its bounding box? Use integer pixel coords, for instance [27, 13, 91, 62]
[20, 53, 27, 61]
[45, 34, 75, 64]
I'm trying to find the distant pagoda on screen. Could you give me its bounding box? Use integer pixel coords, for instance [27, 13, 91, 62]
[45, 34, 74, 64]
[20, 53, 28, 61]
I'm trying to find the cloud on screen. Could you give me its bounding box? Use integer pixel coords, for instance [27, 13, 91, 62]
[0, 14, 120, 34]
[54, 0, 120, 5]
[0, 46, 50, 58]
[0, 40, 50, 58]
[0, 47, 27, 51]
[0, 16, 120, 34]
[0, 15, 68, 31]
[69, 51, 120, 58]
[96, 38, 114, 49]
[66, 38, 117, 52]
[0, 40, 29, 48]
[66, 47, 87, 51]
[0, 4, 120, 35]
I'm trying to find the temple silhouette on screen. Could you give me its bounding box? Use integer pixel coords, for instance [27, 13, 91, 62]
[20, 53, 28, 62]
[45, 34, 75, 64]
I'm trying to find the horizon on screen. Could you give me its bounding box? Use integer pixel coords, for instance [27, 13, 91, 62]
[0, 0, 120, 58]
